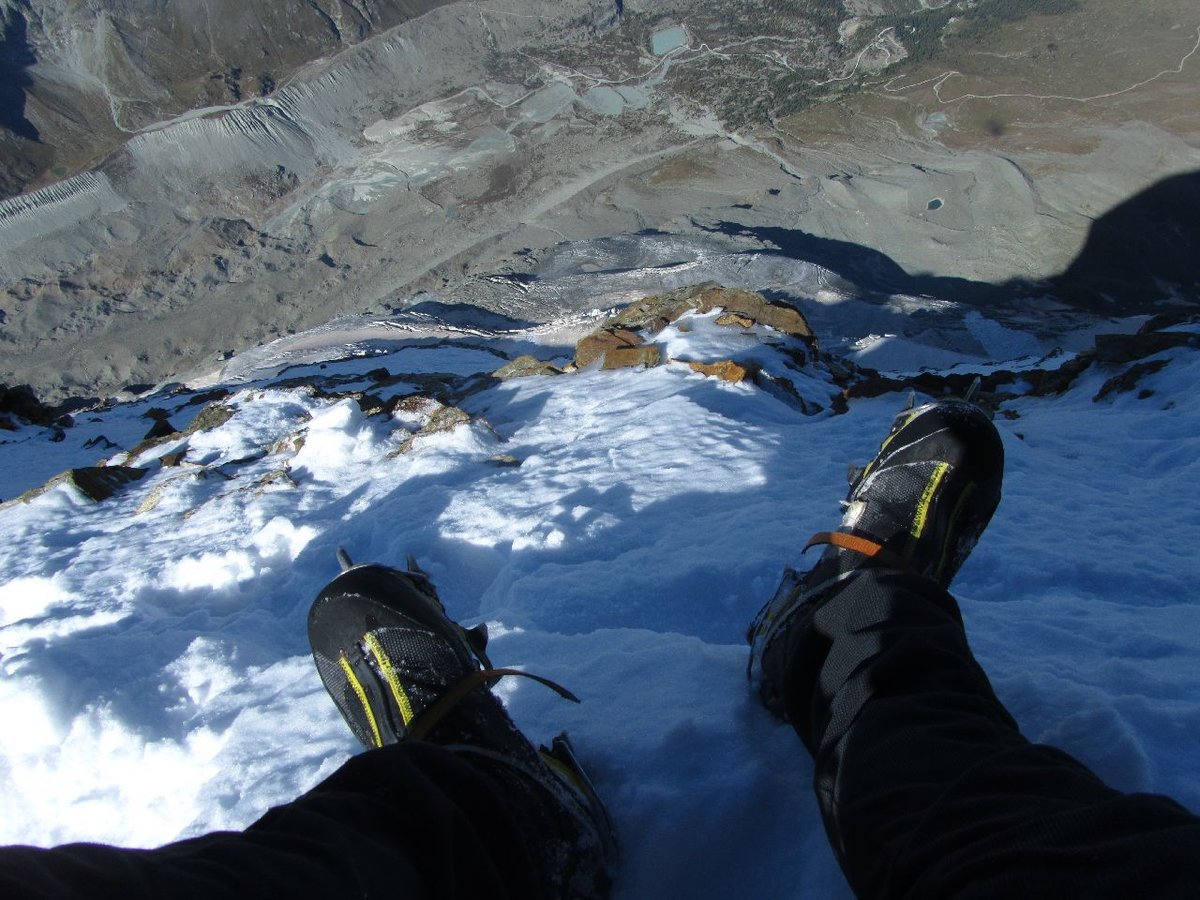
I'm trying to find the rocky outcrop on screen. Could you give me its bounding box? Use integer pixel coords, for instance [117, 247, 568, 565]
[184, 404, 236, 435]
[574, 283, 817, 373]
[143, 418, 177, 441]
[557, 282, 840, 412]
[125, 401, 235, 463]
[0, 382, 64, 426]
[607, 283, 818, 350]
[841, 319, 1199, 409]
[687, 360, 752, 383]
[15, 465, 147, 505]
[574, 328, 648, 369]
[1093, 360, 1171, 402]
[389, 397, 479, 456]
[601, 344, 663, 370]
[493, 356, 563, 380]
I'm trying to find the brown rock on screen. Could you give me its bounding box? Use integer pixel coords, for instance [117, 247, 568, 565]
[391, 395, 435, 416]
[426, 406, 471, 433]
[1023, 355, 1094, 397]
[714, 312, 755, 329]
[602, 345, 662, 370]
[571, 284, 818, 379]
[255, 469, 298, 494]
[750, 370, 822, 415]
[575, 328, 644, 369]
[184, 403, 235, 435]
[693, 285, 816, 345]
[608, 282, 817, 348]
[18, 466, 148, 504]
[127, 401, 237, 465]
[268, 433, 306, 455]
[687, 360, 753, 383]
[126, 433, 182, 464]
[390, 403, 474, 456]
[607, 291, 697, 332]
[1093, 359, 1171, 401]
[356, 394, 388, 417]
[493, 355, 562, 379]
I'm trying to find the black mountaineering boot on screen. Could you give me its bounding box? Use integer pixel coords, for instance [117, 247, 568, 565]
[747, 397, 1005, 717]
[309, 559, 617, 898]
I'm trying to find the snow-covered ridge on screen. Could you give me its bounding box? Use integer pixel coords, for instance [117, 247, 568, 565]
[0, 290, 1197, 896]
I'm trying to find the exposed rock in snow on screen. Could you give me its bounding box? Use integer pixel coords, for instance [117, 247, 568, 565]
[15, 464, 147, 504]
[1, 280, 1197, 897]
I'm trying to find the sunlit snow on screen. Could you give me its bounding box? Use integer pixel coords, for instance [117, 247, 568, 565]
[1, 297, 1197, 898]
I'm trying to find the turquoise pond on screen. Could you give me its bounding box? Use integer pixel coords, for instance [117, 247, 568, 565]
[651, 26, 688, 56]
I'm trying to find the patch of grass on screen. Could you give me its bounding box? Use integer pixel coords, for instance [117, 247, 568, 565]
[877, 0, 1080, 66]
[956, 0, 1082, 43]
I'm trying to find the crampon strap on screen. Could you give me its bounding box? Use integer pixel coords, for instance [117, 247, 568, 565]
[408, 668, 580, 741]
[804, 532, 915, 573]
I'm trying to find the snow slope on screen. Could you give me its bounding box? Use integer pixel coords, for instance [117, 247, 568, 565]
[1, 296, 1198, 898]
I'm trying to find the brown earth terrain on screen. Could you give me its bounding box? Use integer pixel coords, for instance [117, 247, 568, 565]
[0, 0, 1196, 403]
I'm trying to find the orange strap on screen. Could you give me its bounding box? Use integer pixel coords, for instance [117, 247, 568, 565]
[804, 532, 914, 572]
[805, 532, 884, 557]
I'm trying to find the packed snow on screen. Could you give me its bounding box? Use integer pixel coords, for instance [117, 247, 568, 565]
[1, 294, 1198, 898]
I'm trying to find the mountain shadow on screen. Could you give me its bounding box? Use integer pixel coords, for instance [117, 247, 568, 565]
[1048, 170, 1200, 313]
[698, 167, 1200, 317]
[0, 6, 38, 142]
[695, 219, 1032, 309]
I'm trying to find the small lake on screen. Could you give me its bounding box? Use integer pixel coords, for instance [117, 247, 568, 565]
[651, 26, 688, 56]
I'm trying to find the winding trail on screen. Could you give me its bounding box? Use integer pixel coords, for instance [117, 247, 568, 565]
[879, 24, 1200, 106]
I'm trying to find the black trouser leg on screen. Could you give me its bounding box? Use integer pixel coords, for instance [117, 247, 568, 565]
[782, 568, 1200, 900]
[0, 742, 549, 900]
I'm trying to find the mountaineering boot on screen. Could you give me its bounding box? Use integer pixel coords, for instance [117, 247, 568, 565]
[309, 560, 617, 898]
[747, 397, 1005, 717]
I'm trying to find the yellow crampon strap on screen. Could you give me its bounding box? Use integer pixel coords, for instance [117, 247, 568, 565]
[406, 667, 581, 742]
[911, 462, 950, 539]
[803, 532, 915, 573]
[339, 652, 384, 749]
[364, 632, 416, 726]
